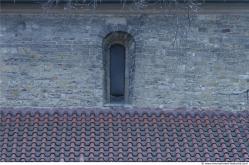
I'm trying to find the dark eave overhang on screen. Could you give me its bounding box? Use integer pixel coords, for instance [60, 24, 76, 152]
[1, 0, 249, 3]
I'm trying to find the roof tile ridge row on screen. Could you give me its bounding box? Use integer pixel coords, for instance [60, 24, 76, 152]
[1, 107, 249, 117]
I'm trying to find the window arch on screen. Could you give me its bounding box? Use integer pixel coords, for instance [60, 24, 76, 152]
[103, 31, 135, 105]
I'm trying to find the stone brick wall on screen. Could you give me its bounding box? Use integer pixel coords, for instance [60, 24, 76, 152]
[0, 4, 249, 111]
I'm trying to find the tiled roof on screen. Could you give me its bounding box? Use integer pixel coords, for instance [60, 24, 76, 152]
[1, 108, 249, 162]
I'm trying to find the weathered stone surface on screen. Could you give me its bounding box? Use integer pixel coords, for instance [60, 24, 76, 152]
[0, 6, 249, 111]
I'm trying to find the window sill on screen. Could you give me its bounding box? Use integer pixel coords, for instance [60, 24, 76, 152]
[103, 103, 133, 108]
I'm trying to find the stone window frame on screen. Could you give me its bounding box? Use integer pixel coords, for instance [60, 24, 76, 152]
[103, 31, 136, 105]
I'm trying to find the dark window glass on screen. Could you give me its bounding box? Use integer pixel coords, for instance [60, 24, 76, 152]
[110, 44, 125, 102]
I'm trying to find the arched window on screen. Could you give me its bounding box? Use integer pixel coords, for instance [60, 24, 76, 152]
[103, 31, 135, 105]
[110, 44, 126, 102]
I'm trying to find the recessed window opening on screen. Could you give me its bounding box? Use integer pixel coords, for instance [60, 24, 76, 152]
[110, 44, 125, 103]
[103, 31, 135, 105]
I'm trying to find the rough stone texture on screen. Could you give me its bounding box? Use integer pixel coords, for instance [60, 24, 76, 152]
[0, 6, 249, 111]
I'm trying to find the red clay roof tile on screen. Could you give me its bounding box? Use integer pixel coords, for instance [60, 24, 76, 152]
[1, 108, 249, 161]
